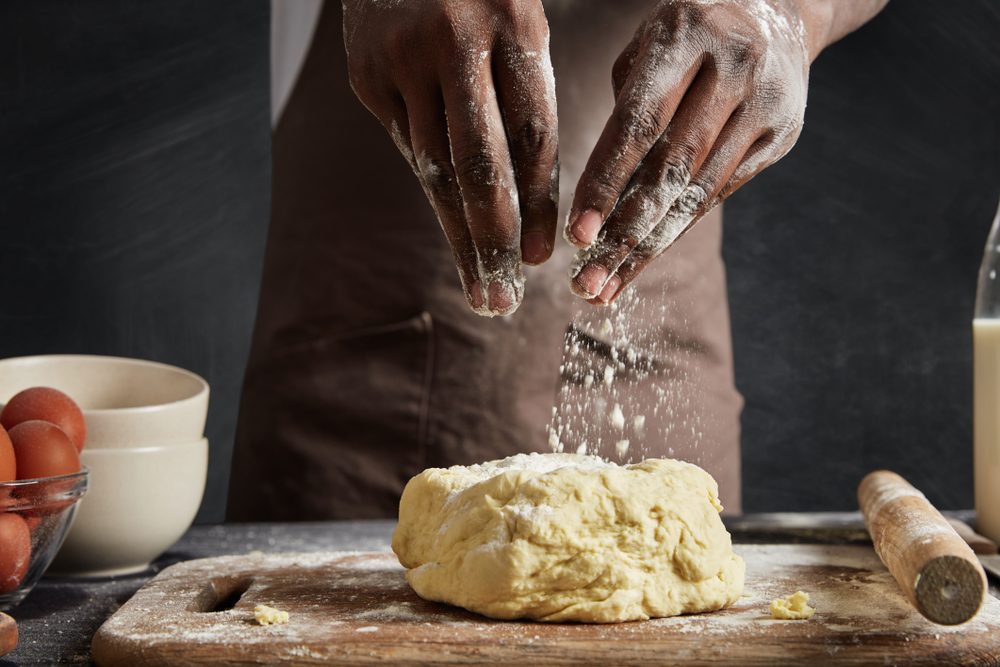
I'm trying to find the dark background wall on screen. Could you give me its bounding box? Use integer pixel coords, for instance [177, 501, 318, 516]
[727, 1, 1000, 512]
[0, 1, 997, 521]
[0, 0, 271, 522]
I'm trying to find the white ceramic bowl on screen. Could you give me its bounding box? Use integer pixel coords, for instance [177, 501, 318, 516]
[48, 438, 208, 577]
[0, 354, 209, 449]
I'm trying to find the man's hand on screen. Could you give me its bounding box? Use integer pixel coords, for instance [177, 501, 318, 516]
[566, 0, 827, 304]
[344, 0, 558, 316]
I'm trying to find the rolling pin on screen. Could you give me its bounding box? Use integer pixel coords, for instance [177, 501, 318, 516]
[0, 612, 16, 657]
[859, 470, 987, 625]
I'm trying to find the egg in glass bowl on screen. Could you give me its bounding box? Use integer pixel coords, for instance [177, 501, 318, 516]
[0, 354, 209, 578]
[0, 469, 89, 610]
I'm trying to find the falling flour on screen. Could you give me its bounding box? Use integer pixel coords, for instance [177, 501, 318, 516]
[615, 439, 631, 458]
[609, 404, 625, 430]
[546, 279, 715, 464]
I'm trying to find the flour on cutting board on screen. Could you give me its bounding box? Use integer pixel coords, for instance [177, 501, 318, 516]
[94, 546, 1000, 667]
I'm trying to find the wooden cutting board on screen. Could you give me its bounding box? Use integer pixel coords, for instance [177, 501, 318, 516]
[92, 545, 1000, 666]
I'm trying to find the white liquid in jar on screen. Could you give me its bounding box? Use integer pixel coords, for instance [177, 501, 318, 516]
[974, 318, 1000, 542]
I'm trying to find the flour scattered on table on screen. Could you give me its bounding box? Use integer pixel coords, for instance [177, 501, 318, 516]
[254, 604, 290, 626]
[770, 590, 814, 620]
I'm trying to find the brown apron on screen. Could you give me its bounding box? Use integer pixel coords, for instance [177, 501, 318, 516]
[227, 0, 743, 521]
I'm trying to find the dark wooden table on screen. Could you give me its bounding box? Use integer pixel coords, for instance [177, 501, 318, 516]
[3, 515, 996, 665]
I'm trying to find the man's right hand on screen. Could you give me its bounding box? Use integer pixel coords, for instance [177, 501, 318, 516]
[343, 0, 559, 316]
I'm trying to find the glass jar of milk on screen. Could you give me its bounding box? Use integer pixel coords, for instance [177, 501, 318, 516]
[974, 196, 1000, 543]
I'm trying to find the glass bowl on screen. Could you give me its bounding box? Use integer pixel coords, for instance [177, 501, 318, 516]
[0, 468, 89, 610]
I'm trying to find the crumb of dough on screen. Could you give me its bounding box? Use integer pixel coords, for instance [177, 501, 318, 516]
[770, 591, 815, 620]
[254, 604, 290, 625]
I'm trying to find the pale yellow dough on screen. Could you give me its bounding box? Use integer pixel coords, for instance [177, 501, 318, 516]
[392, 453, 745, 622]
[770, 591, 815, 620]
[253, 604, 289, 625]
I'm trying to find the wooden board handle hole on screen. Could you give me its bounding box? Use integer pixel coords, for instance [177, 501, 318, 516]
[197, 576, 253, 613]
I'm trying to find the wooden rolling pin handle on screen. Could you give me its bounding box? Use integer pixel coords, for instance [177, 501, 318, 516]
[0, 612, 17, 658]
[859, 470, 987, 625]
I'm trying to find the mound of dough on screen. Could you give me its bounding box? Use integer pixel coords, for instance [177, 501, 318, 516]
[392, 453, 744, 622]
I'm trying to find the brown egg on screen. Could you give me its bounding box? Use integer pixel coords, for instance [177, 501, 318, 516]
[0, 513, 31, 594]
[8, 421, 81, 480]
[1, 387, 87, 453]
[23, 514, 43, 533]
[0, 426, 14, 483]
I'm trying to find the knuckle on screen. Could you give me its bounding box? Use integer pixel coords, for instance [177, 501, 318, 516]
[580, 167, 624, 211]
[616, 255, 640, 280]
[651, 1, 733, 43]
[676, 183, 708, 215]
[775, 111, 804, 139]
[493, 0, 545, 34]
[601, 228, 642, 256]
[490, 0, 520, 20]
[454, 146, 504, 190]
[616, 104, 663, 143]
[382, 18, 416, 56]
[435, 8, 471, 51]
[686, 123, 717, 156]
[758, 112, 803, 153]
[672, 2, 708, 34]
[649, 162, 692, 207]
[721, 35, 764, 80]
[419, 157, 460, 202]
[512, 117, 556, 159]
[665, 137, 700, 171]
[633, 235, 665, 262]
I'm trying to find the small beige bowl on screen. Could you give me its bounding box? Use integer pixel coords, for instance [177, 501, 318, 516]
[0, 354, 209, 449]
[48, 438, 208, 577]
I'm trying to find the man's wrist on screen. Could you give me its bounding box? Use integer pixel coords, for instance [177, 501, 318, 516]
[789, 0, 889, 62]
[785, 0, 836, 62]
